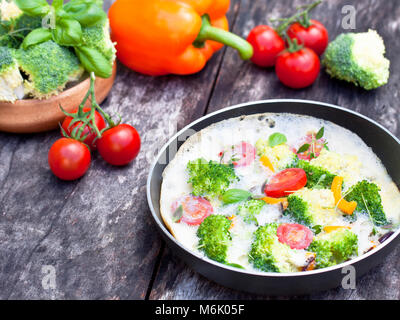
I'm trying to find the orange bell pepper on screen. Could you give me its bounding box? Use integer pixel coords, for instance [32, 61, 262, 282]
[109, 0, 253, 76]
[331, 176, 357, 215]
[261, 196, 287, 205]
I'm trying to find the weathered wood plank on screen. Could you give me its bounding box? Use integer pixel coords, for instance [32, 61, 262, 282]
[150, 0, 400, 300]
[0, 0, 228, 299]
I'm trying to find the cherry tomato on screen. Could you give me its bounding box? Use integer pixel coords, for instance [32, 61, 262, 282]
[277, 223, 313, 250]
[287, 20, 329, 56]
[220, 141, 256, 167]
[275, 47, 320, 89]
[97, 124, 141, 166]
[247, 25, 285, 67]
[61, 107, 106, 150]
[48, 138, 91, 181]
[264, 168, 307, 198]
[295, 132, 325, 160]
[171, 195, 213, 226]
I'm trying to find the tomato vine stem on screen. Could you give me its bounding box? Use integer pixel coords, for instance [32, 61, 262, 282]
[60, 72, 116, 142]
[272, 0, 322, 36]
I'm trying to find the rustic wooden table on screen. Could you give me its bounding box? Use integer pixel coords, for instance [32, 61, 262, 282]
[1, 0, 399, 300]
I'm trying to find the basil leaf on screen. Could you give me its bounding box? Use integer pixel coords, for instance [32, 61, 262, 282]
[316, 127, 324, 140]
[64, 2, 106, 27]
[15, 0, 50, 17]
[172, 205, 183, 223]
[268, 132, 287, 147]
[22, 28, 52, 49]
[297, 143, 310, 154]
[52, 18, 82, 46]
[52, 0, 64, 11]
[222, 189, 252, 204]
[312, 225, 323, 235]
[74, 46, 112, 78]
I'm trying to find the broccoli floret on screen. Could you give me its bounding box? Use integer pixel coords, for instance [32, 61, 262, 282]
[237, 199, 265, 225]
[0, 46, 24, 102]
[293, 159, 336, 189]
[13, 13, 41, 37]
[284, 195, 314, 226]
[0, 1, 42, 48]
[187, 158, 238, 198]
[249, 223, 302, 273]
[16, 40, 84, 99]
[197, 215, 232, 263]
[308, 240, 334, 268]
[345, 180, 388, 226]
[81, 19, 116, 68]
[323, 30, 390, 90]
[309, 229, 358, 268]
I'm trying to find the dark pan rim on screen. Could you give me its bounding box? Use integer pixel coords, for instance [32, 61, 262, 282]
[146, 99, 400, 278]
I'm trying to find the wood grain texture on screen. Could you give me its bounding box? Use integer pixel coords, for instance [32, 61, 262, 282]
[150, 0, 400, 300]
[0, 0, 231, 299]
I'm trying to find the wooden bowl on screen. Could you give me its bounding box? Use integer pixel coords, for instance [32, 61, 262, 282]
[0, 63, 117, 134]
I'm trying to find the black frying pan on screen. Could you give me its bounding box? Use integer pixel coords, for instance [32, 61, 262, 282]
[146, 100, 400, 295]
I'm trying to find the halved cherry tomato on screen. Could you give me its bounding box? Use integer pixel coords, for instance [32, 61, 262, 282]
[264, 168, 307, 198]
[220, 141, 256, 167]
[171, 195, 213, 226]
[287, 20, 329, 56]
[48, 138, 91, 181]
[247, 25, 285, 67]
[277, 223, 313, 250]
[275, 47, 320, 89]
[61, 107, 106, 150]
[295, 132, 325, 160]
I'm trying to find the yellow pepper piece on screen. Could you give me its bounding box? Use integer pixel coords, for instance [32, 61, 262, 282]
[261, 196, 288, 208]
[260, 155, 275, 172]
[323, 226, 351, 233]
[331, 176, 357, 215]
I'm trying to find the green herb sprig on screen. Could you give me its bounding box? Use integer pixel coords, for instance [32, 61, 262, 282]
[15, 0, 111, 78]
[296, 127, 326, 159]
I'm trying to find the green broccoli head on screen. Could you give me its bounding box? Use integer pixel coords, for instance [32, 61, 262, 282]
[309, 228, 358, 268]
[345, 180, 388, 226]
[249, 223, 280, 272]
[308, 240, 334, 268]
[197, 215, 232, 263]
[284, 195, 314, 226]
[249, 223, 302, 273]
[13, 13, 42, 37]
[187, 158, 238, 198]
[323, 29, 390, 90]
[0, 46, 24, 102]
[81, 18, 116, 67]
[0, 1, 42, 48]
[237, 199, 265, 225]
[292, 159, 336, 189]
[16, 40, 84, 99]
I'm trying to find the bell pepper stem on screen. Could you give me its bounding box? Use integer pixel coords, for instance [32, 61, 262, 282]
[195, 15, 253, 60]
